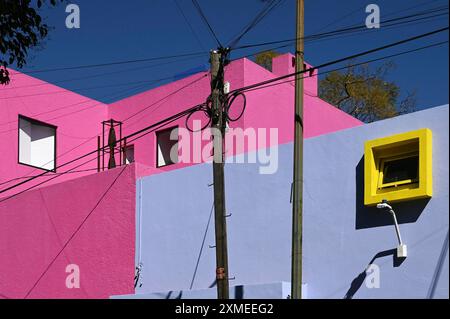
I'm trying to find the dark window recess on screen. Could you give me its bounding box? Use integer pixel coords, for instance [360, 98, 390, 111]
[124, 145, 135, 164]
[156, 127, 178, 167]
[383, 155, 419, 184]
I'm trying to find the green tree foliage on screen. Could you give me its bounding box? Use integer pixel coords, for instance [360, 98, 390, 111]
[254, 50, 280, 71]
[0, 0, 62, 85]
[319, 61, 416, 122]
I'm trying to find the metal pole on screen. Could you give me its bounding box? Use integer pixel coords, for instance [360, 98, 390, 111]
[291, 0, 304, 300]
[97, 136, 101, 172]
[123, 138, 127, 165]
[389, 209, 403, 245]
[210, 49, 230, 299]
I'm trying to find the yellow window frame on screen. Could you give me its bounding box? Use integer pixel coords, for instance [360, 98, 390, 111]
[364, 128, 432, 206]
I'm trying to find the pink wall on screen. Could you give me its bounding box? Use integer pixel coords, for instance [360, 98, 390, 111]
[108, 54, 362, 178]
[0, 55, 362, 193]
[0, 70, 108, 198]
[0, 165, 135, 299]
[0, 54, 363, 299]
[242, 54, 362, 147]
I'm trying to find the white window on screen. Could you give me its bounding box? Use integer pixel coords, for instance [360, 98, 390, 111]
[18, 115, 56, 171]
[156, 126, 178, 167]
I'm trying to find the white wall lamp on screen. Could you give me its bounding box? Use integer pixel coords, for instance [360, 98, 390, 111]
[376, 199, 408, 258]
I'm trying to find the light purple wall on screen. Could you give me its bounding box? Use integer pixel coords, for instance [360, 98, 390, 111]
[113, 282, 292, 299]
[132, 105, 448, 299]
[303, 104, 449, 299]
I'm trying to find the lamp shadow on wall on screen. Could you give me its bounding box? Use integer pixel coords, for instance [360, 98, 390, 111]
[344, 248, 406, 299]
[355, 157, 430, 230]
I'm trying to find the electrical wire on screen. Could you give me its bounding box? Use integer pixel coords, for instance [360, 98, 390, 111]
[20, 51, 207, 74]
[231, 5, 449, 51]
[0, 71, 209, 189]
[22, 166, 127, 299]
[229, 27, 449, 95]
[238, 40, 448, 94]
[174, 0, 208, 53]
[227, 0, 286, 49]
[191, 0, 223, 48]
[1, 27, 448, 199]
[0, 103, 205, 198]
[122, 73, 209, 123]
[4, 53, 207, 91]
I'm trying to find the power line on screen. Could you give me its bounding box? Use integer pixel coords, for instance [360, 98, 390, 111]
[191, 0, 223, 48]
[0, 103, 204, 198]
[1, 27, 448, 199]
[230, 12, 448, 65]
[239, 40, 448, 94]
[174, 0, 208, 53]
[314, 0, 444, 35]
[122, 73, 208, 122]
[0, 156, 99, 203]
[0, 63, 210, 129]
[4, 54, 206, 91]
[313, 4, 366, 34]
[229, 27, 449, 94]
[19, 51, 207, 74]
[0, 82, 161, 187]
[0, 103, 199, 203]
[227, 11, 448, 62]
[23, 166, 127, 299]
[0, 74, 208, 188]
[0, 75, 199, 100]
[231, 5, 448, 50]
[0, 70, 209, 189]
[227, 0, 286, 49]
[0, 81, 160, 133]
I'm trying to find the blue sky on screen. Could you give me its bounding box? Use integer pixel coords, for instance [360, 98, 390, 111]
[11, 0, 450, 110]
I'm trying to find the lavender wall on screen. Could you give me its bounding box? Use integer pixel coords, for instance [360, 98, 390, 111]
[132, 105, 448, 299]
[303, 104, 449, 299]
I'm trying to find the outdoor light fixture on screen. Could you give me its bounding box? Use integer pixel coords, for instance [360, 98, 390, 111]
[376, 199, 407, 258]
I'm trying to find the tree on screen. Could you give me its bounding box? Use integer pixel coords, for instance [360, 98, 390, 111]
[319, 61, 416, 123]
[0, 0, 62, 85]
[254, 50, 280, 71]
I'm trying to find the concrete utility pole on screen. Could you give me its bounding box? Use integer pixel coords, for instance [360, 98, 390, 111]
[291, 0, 304, 300]
[210, 49, 230, 299]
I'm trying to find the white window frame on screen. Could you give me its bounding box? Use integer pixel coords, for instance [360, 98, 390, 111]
[18, 115, 57, 172]
[156, 126, 178, 168]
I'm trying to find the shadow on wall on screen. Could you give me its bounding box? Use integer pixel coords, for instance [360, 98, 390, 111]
[427, 229, 449, 299]
[162, 284, 245, 299]
[344, 249, 406, 299]
[165, 290, 183, 299]
[355, 156, 430, 229]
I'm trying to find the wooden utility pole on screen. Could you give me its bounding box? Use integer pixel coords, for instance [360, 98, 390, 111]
[291, 0, 304, 299]
[210, 49, 230, 299]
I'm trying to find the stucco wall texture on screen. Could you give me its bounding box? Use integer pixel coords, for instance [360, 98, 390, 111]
[132, 105, 448, 299]
[303, 104, 449, 299]
[0, 165, 136, 299]
[0, 54, 361, 198]
[0, 70, 109, 198]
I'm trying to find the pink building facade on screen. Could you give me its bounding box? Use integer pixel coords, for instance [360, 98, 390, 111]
[0, 54, 362, 298]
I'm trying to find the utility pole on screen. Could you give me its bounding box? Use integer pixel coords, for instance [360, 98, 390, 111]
[210, 49, 230, 299]
[291, 0, 304, 300]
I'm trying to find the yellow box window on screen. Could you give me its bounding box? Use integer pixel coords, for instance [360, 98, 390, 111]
[364, 128, 432, 206]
